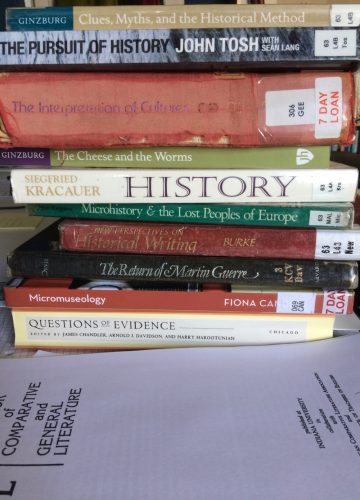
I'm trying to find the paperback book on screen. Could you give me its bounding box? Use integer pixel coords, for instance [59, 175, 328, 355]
[0, 72, 354, 149]
[7, 223, 359, 288]
[0, 27, 358, 70]
[10, 308, 335, 349]
[28, 201, 355, 229]
[10, 166, 359, 204]
[262, 0, 359, 5]
[0, 145, 332, 169]
[4, 277, 354, 315]
[58, 219, 360, 260]
[6, 4, 360, 30]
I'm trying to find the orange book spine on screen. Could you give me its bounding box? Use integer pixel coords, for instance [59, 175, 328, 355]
[4, 278, 355, 315]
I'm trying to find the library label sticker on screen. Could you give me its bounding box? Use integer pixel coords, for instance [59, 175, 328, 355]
[308, 210, 349, 227]
[265, 89, 314, 127]
[315, 77, 342, 139]
[314, 29, 357, 56]
[330, 6, 360, 27]
[276, 292, 316, 314]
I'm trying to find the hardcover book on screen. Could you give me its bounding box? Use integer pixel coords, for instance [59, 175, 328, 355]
[6, 223, 359, 289]
[0, 169, 12, 206]
[0, 28, 358, 70]
[0, 145, 332, 168]
[58, 219, 360, 261]
[10, 166, 359, 204]
[6, 4, 360, 30]
[0, 72, 355, 149]
[4, 277, 354, 315]
[0, 209, 45, 282]
[355, 67, 360, 125]
[330, 150, 360, 168]
[11, 308, 334, 349]
[28, 201, 355, 229]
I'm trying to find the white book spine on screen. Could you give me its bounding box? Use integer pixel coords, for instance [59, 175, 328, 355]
[10, 168, 359, 204]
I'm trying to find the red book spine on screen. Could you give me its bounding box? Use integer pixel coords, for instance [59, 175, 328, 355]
[0, 71, 354, 148]
[4, 280, 354, 314]
[59, 219, 321, 259]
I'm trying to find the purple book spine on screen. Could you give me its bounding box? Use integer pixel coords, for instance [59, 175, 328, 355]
[0, 148, 50, 167]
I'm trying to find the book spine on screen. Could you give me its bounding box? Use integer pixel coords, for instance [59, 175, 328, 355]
[11, 309, 334, 349]
[0, 170, 12, 206]
[330, 150, 360, 168]
[7, 5, 360, 30]
[27, 202, 355, 229]
[0, 28, 358, 70]
[33, 0, 54, 6]
[0, 72, 355, 149]
[49, 146, 331, 169]
[11, 168, 359, 204]
[262, 0, 357, 5]
[4, 281, 354, 314]
[7, 252, 359, 289]
[58, 220, 360, 260]
[355, 68, 360, 125]
[8, 4, 357, 30]
[0, 145, 331, 168]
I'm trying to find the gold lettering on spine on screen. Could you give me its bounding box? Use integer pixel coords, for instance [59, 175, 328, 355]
[25, 185, 100, 197]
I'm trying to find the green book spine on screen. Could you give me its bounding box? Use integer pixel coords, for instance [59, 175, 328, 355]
[49, 146, 330, 169]
[27, 202, 354, 228]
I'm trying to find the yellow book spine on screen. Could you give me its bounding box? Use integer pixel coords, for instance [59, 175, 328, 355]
[73, 4, 332, 29]
[12, 309, 334, 350]
[262, 0, 356, 4]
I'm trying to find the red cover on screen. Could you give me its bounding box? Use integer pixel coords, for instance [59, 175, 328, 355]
[4, 278, 354, 315]
[0, 71, 354, 148]
[60, 219, 321, 259]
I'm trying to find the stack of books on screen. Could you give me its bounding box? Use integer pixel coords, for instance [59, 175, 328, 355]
[1, 2, 360, 350]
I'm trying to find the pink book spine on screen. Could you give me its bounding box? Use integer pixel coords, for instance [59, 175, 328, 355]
[0, 71, 355, 148]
